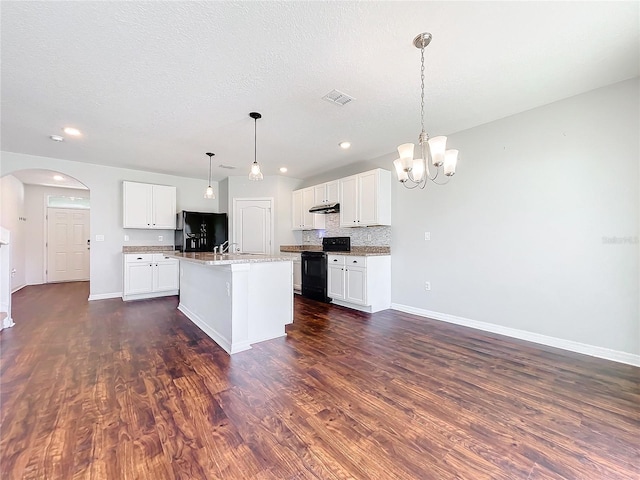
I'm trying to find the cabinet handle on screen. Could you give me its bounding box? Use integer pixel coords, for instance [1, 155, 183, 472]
[137, 257, 143, 260]
[333, 259, 338, 262]
[352, 260, 358, 263]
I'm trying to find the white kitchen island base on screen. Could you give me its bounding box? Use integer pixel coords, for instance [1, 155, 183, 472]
[176, 259, 293, 354]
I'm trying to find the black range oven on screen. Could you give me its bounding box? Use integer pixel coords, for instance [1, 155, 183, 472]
[301, 237, 350, 302]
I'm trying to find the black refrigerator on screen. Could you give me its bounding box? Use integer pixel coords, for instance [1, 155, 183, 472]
[174, 211, 228, 252]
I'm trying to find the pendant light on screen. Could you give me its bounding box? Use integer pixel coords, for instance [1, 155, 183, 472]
[393, 33, 459, 189]
[248, 112, 263, 181]
[204, 152, 215, 199]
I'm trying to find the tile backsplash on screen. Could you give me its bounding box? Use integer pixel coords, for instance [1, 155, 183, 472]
[294, 213, 391, 246]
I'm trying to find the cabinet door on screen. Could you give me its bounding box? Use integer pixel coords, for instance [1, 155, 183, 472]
[327, 265, 345, 300]
[302, 188, 316, 229]
[125, 262, 154, 294]
[292, 190, 304, 230]
[339, 175, 358, 226]
[154, 260, 179, 292]
[357, 170, 378, 226]
[313, 184, 326, 205]
[325, 180, 340, 204]
[152, 185, 176, 229]
[345, 266, 367, 305]
[123, 182, 152, 228]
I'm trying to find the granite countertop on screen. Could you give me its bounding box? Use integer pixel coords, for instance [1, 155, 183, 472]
[122, 246, 176, 253]
[165, 251, 292, 266]
[280, 245, 390, 256]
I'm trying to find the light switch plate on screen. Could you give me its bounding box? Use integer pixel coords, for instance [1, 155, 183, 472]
[95, 235, 105, 242]
[424, 232, 431, 241]
[124, 235, 129, 242]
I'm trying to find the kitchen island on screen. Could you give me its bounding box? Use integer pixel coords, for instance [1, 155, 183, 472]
[166, 252, 293, 354]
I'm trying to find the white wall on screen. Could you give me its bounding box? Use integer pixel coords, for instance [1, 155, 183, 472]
[0, 153, 221, 298]
[0, 175, 26, 291]
[23, 185, 90, 285]
[227, 175, 302, 252]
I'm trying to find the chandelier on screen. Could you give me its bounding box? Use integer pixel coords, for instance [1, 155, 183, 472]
[394, 32, 458, 189]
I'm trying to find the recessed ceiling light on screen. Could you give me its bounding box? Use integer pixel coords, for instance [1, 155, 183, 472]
[63, 127, 81, 136]
[50, 135, 64, 142]
[279, 167, 288, 173]
[53, 175, 65, 181]
[339, 141, 351, 149]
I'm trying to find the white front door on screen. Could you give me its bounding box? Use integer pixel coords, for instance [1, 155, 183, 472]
[47, 208, 90, 282]
[233, 199, 273, 255]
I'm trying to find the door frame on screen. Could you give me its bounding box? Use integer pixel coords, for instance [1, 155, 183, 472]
[231, 197, 275, 255]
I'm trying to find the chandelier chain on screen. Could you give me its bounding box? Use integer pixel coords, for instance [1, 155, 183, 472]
[420, 44, 426, 138]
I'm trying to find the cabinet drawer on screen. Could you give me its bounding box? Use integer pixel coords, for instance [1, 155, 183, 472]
[327, 255, 345, 266]
[345, 256, 367, 267]
[124, 253, 154, 263]
[153, 253, 176, 262]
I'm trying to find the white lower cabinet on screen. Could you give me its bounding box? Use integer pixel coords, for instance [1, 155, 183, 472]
[326, 254, 390, 313]
[123, 253, 179, 301]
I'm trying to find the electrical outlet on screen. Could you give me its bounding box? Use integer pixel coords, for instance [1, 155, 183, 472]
[367, 234, 372, 241]
[424, 232, 431, 241]
[158, 235, 163, 242]
[124, 235, 129, 242]
[425, 281, 431, 291]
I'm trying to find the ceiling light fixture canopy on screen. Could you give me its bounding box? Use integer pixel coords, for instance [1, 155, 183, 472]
[204, 152, 215, 199]
[248, 112, 263, 181]
[394, 32, 459, 189]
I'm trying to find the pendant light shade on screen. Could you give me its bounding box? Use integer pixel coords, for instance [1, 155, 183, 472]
[394, 33, 460, 189]
[248, 112, 263, 181]
[204, 152, 215, 199]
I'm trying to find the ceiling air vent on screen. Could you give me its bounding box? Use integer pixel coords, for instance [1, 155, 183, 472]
[218, 164, 236, 170]
[322, 89, 355, 106]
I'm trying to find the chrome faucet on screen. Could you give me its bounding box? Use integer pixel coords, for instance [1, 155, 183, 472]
[219, 241, 229, 253]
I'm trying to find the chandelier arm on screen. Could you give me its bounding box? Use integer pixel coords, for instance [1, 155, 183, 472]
[401, 180, 423, 190]
[431, 175, 451, 186]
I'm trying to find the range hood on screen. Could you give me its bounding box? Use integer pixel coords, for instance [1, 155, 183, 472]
[309, 202, 340, 214]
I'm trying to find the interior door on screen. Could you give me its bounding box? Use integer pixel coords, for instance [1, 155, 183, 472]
[47, 208, 90, 282]
[233, 199, 273, 254]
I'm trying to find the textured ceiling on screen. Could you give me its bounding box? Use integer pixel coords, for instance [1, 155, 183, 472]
[1, 1, 638, 182]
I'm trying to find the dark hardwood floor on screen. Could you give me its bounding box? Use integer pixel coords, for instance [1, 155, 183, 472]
[1, 282, 638, 479]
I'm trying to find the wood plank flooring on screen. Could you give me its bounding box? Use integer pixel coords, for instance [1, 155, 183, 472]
[1, 282, 638, 479]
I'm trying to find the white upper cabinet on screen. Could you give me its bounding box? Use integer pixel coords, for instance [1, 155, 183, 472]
[339, 169, 391, 227]
[292, 187, 325, 230]
[123, 181, 176, 229]
[313, 180, 340, 205]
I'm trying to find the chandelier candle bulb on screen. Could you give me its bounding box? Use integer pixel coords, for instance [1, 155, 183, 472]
[393, 159, 409, 182]
[428, 136, 447, 167]
[411, 158, 425, 182]
[444, 150, 458, 176]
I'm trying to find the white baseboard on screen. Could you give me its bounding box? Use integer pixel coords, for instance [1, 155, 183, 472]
[178, 303, 251, 355]
[88, 292, 122, 301]
[391, 303, 640, 367]
[11, 284, 26, 294]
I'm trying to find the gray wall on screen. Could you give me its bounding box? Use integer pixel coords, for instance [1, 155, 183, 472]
[306, 78, 640, 356]
[393, 77, 638, 355]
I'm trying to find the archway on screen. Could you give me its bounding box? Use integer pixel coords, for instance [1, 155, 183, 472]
[0, 169, 90, 294]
